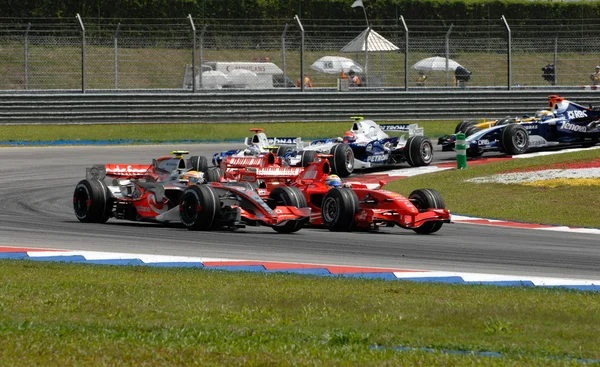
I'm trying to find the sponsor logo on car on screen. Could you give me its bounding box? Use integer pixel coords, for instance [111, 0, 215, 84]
[477, 139, 489, 146]
[561, 122, 587, 133]
[523, 124, 538, 130]
[567, 110, 588, 119]
[267, 137, 298, 144]
[366, 154, 388, 162]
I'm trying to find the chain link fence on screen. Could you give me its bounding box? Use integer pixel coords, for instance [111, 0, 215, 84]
[1, 16, 600, 92]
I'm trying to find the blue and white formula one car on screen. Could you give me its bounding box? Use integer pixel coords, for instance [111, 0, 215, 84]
[454, 95, 600, 157]
[211, 128, 303, 166]
[285, 116, 434, 177]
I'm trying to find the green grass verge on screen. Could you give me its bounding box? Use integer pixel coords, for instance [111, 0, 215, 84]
[1, 260, 598, 366]
[0, 120, 454, 143]
[386, 148, 600, 228]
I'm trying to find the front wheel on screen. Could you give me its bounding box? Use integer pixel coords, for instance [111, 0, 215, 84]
[268, 186, 308, 233]
[500, 124, 529, 155]
[321, 187, 360, 232]
[190, 156, 209, 174]
[329, 144, 354, 178]
[404, 136, 433, 167]
[180, 185, 221, 230]
[409, 189, 445, 234]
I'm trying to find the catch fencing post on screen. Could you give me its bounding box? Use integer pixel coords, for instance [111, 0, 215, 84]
[294, 15, 304, 91]
[501, 15, 511, 90]
[76, 14, 86, 93]
[445, 24, 453, 87]
[400, 16, 408, 91]
[456, 132, 467, 169]
[24, 23, 30, 90]
[114, 23, 120, 89]
[282, 24, 289, 88]
[188, 14, 196, 93]
[198, 25, 207, 90]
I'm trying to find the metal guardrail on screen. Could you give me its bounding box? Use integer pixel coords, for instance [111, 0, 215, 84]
[0, 90, 599, 124]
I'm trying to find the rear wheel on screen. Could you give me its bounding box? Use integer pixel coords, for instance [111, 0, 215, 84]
[190, 156, 208, 174]
[329, 144, 354, 178]
[464, 126, 482, 137]
[180, 185, 221, 230]
[300, 150, 317, 167]
[276, 145, 294, 157]
[73, 179, 111, 223]
[409, 189, 445, 234]
[455, 120, 476, 134]
[500, 124, 529, 155]
[205, 167, 222, 182]
[404, 136, 433, 167]
[268, 186, 308, 233]
[321, 187, 360, 232]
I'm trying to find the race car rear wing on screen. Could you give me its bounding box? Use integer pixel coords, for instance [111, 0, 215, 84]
[243, 136, 304, 150]
[87, 164, 152, 180]
[239, 166, 304, 182]
[379, 124, 424, 137]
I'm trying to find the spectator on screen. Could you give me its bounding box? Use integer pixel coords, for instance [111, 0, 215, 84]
[590, 66, 600, 86]
[348, 70, 361, 87]
[416, 71, 427, 87]
[297, 73, 312, 88]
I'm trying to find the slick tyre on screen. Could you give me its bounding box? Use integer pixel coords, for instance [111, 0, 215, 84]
[268, 186, 308, 233]
[329, 143, 354, 178]
[321, 187, 360, 232]
[73, 179, 112, 223]
[408, 189, 445, 234]
[276, 145, 295, 157]
[455, 120, 476, 134]
[500, 124, 529, 155]
[404, 136, 434, 167]
[463, 126, 482, 137]
[190, 156, 209, 174]
[205, 167, 222, 182]
[299, 150, 317, 167]
[180, 184, 221, 231]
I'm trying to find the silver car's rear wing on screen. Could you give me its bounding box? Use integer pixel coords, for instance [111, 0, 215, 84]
[380, 124, 424, 137]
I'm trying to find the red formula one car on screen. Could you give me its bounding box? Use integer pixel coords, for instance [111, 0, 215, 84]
[73, 151, 310, 233]
[234, 153, 451, 234]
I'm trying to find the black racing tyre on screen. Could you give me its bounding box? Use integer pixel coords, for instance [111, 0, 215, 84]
[463, 126, 482, 137]
[404, 136, 434, 167]
[205, 167, 222, 182]
[190, 156, 209, 174]
[299, 150, 317, 167]
[268, 186, 308, 233]
[500, 124, 529, 155]
[455, 120, 476, 134]
[321, 187, 360, 232]
[329, 143, 354, 178]
[276, 145, 294, 157]
[73, 179, 111, 223]
[180, 184, 221, 231]
[408, 189, 445, 234]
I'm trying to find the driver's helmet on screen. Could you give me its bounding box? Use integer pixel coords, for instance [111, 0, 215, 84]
[343, 130, 356, 143]
[324, 174, 342, 188]
[181, 170, 204, 185]
[534, 109, 554, 121]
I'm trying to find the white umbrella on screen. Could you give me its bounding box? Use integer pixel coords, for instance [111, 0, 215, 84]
[412, 56, 462, 72]
[310, 56, 363, 74]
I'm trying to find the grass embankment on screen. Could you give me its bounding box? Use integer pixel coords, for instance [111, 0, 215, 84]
[1, 260, 598, 366]
[0, 120, 453, 143]
[386, 148, 600, 229]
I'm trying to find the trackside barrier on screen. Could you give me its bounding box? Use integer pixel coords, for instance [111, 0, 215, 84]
[455, 133, 467, 169]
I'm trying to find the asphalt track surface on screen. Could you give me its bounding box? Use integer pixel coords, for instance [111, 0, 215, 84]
[1, 143, 599, 280]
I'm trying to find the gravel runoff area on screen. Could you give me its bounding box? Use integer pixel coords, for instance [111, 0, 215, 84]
[466, 168, 600, 185]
